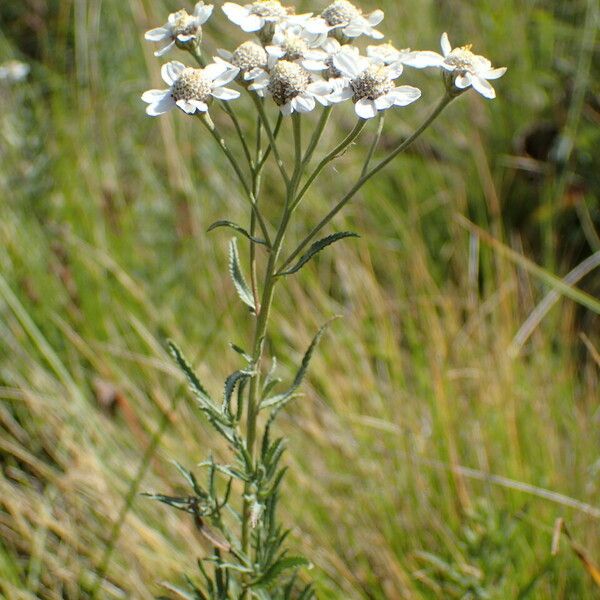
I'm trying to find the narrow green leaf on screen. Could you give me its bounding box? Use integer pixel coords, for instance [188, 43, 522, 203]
[172, 461, 207, 498]
[254, 557, 311, 587]
[223, 369, 253, 417]
[229, 238, 256, 311]
[208, 220, 267, 246]
[142, 493, 194, 512]
[260, 319, 335, 410]
[168, 341, 214, 408]
[278, 232, 359, 276]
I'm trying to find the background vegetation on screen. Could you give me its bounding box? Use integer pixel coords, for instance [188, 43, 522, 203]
[1, 0, 598, 597]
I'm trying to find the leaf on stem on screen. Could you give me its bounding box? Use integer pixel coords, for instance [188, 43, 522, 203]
[223, 368, 254, 418]
[278, 232, 359, 276]
[229, 237, 256, 311]
[208, 220, 268, 246]
[260, 319, 336, 411]
[168, 341, 231, 426]
[253, 556, 312, 587]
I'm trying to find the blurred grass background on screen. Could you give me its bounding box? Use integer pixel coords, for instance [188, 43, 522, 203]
[1, 0, 599, 597]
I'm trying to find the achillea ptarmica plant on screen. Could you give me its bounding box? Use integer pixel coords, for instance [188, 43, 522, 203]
[135, 2, 507, 597]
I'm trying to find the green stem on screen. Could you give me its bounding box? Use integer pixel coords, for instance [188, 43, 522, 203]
[292, 118, 367, 212]
[240, 114, 304, 591]
[302, 106, 332, 167]
[200, 114, 272, 247]
[361, 112, 385, 177]
[281, 95, 453, 271]
[191, 46, 254, 169]
[250, 93, 290, 186]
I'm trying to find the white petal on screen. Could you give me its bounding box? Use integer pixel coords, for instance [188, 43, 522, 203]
[440, 32, 452, 57]
[333, 51, 363, 78]
[386, 62, 404, 79]
[211, 86, 241, 100]
[176, 99, 198, 114]
[303, 17, 330, 34]
[161, 61, 185, 85]
[321, 38, 341, 53]
[343, 22, 367, 38]
[222, 3, 250, 24]
[145, 26, 170, 41]
[146, 94, 176, 116]
[368, 9, 384, 26]
[141, 88, 169, 103]
[292, 94, 316, 113]
[241, 14, 264, 32]
[369, 28, 384, 40]
[194, 2, 214, 23]
[307, 80, 332, 96]
[266, 46, 285, 59]
[190, 99, 209, 112]
[280, 101, 293, 116]
[154, 40, 176, 57]
[177, 34, 195, 42]
[355, 98, 377, 119]
[245, 67, 266, 81]
[302, 59, 327, 71]
[454, 72, 472, 89]
[203, 62, 228, 81]
[212, 67, 239, 86]
[483, 66, 507, 80]
[374, 94, 394, 110]
[471, 76, 496, 99]
[389, 85, 422, 106]
[402, 50, 444, 68]
[217, 48, 234, 60]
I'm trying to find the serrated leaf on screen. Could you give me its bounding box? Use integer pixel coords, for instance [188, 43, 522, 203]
[168, 341, 215, 409]
[278, 232, 359, 276]
[223, 369, 253, 417]
[229, 238, 256, 311]
[230, 343, 252, 363]
[172, 461, 206, 498]
[253, 556, 311, 587]
[208, 220, 268, 246]
[142, 493, 194, 512]
[260, 320, 334, 410]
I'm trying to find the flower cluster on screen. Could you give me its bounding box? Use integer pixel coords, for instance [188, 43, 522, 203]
[143, 0, 506, 118]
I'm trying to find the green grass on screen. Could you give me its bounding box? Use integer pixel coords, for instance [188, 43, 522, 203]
[1, 0, 599, 597]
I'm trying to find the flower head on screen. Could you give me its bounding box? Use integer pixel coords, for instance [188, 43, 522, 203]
[249, 60, 331, 115]
[145, 2, 213, 57]
[437, 32, 506, 99]
[222, 0, 310, 41]
[142, 60, 240, 116]
[217, 41, 269, 84]
[367, 42, 445, 69]
[329, 50, 421, 119]
[265, 23, 328, 70]
[304, 0, 384, 42]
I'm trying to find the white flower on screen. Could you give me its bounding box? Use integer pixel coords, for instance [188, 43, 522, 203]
[435, 32, 506, 99]
[141, 60, 240, 116]
[222, 0, 310, 38]
[328, 51, 421, 119]
[265, 24, 328, 69]
[249, 60, 331, 115]
[0, 60, 30, 83]
[367, 42, 445, 69]
[217, 41, 269, 83]
[303, 0, 384, 42]
[145, 2, 213, 57]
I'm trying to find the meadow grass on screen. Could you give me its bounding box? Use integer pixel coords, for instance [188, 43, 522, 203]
[0, 0, 598, 597]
